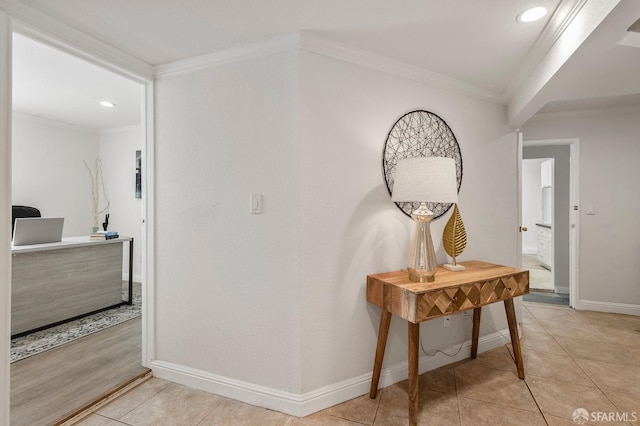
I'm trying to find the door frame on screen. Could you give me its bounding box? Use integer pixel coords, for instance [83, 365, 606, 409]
[1, 11, 12, 425]
[519, 137, 580, 307]
[1, 13, 156, 423]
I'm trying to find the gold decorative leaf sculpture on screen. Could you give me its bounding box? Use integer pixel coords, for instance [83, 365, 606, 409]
[442, 204, 467, 266]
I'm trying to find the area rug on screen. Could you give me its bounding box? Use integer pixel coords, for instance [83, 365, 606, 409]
[10, 292, 141, 363]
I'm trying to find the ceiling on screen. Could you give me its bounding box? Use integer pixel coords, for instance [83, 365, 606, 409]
[12, 33, 142, 129]
[8, 0, 640, 129]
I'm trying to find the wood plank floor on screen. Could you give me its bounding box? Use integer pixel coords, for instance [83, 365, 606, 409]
[10, 316, 146, 426]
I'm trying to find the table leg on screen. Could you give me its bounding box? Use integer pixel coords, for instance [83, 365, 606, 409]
[370, 310, 392, 399]
[504, 298, 525, 379]
[471, 307, 481, 358]
[408, 321, 419, 426]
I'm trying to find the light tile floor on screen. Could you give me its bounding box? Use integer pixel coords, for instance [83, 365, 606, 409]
[76, 303, 640, 425]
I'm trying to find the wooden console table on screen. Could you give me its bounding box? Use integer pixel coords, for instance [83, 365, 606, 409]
[367, 260, 529, 426]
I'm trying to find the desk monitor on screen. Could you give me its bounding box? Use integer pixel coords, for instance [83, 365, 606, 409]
[12, 217, 64, 246]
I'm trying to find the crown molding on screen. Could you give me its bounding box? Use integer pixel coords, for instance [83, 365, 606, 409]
[99, 124, 143, 136]
[0, 0, 153, 82]
[155, 33, 300, 78]
[12, 111, 99, 135]
[504, 0, 589, 102]
[13, 112, 145, 135]
[155, 30, 503, 104]
[528, 102, 640, 121]
[507, 0, 620, 127]
[298, 32, 504, 105]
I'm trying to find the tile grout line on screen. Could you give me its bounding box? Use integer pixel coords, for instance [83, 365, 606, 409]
[189, 388, 231, 426]
[370, 387, 383, 426]
[96, 377, 173, 423]
[516, 304, 566, 425]
[559, 340, 601, 390]
[570, 352, 638, 423]
[454, 359, 463, 426]
[523, 377, 549, 425]
[98, 413, 132, 425]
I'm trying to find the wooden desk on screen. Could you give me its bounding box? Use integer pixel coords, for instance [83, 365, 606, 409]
[11, 236, 134, 337]
[367, 260, 529, 426]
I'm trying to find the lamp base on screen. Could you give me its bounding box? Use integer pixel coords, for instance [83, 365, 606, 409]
[406, 204, 437, 283]
[408, 268, 435, 282]
[443, 263, 465, 272]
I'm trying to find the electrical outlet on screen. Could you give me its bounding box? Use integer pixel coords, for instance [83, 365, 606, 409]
[444, 317, 451, 328]
[139, 255, 143, 264]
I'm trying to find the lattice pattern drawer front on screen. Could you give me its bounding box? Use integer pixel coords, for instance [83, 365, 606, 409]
[416, 273, 529, 321]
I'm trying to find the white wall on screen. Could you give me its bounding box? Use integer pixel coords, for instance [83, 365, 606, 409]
[12, 113, 98, 236]
[522, 159, 543, 253]
[298, 51, 519, 393]
[522, 108, 640, 308]
[152, 45, 520, 413]
[154, 50, 302, 393]
[99, 125, 143, 280]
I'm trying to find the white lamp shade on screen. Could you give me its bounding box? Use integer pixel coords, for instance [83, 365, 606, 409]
[391, 157, 458, 203]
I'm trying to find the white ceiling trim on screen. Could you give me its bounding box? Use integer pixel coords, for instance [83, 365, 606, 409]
[298, 32, 504, 105]
[13, 111, 98, 135]
[504, 0, 589, 102]
[154, 29, 503, 105]
[99, 124, 142, 136]
[154, 33, 300, 79]
[507, 0, 622, 127]
[529, 102, 640, 121]
[0, 0, 154, 82]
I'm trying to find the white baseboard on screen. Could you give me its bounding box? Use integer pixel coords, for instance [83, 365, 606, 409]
[151, 328, 513, 418]
[574, 299, 640, 316]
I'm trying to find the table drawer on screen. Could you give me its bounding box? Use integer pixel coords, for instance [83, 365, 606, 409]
[415, 273, 529, 321]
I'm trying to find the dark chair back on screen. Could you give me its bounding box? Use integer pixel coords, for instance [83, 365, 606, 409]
[11, 205, 41, 235]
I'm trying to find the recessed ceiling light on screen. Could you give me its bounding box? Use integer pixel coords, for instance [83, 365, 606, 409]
[517, 6, 548, 23]
[100, 101, 115, 108]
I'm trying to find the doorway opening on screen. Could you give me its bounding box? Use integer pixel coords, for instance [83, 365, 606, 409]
[522, 157, 555, 289]
[10, 31, 150, 425]
[520, 139, 579, 307]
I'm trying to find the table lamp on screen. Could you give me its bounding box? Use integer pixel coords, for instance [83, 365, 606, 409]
[391, 157, 458, 282]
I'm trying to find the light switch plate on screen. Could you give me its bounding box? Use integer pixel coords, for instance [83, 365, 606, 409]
[250, 194, 263, 214]
[586, 204, 595, 215]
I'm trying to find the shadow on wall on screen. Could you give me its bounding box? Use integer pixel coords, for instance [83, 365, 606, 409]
[335, 184, 407, 289]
